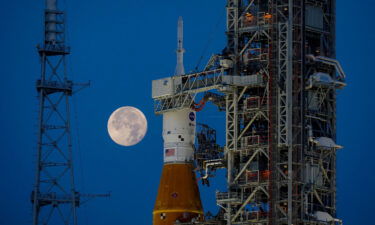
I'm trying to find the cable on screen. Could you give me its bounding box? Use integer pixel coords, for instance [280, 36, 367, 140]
[194, 8, 226, 71]
[72, 95, 89, 225]
[65, 0, 89, 223]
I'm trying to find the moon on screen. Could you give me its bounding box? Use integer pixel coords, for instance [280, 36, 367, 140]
[107, 106, 147, 146]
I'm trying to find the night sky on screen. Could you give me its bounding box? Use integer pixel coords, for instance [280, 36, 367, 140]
[0, 0, 374, 224]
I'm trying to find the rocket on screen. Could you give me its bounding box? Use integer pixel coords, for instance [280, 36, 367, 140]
[153, 17, 204, 225]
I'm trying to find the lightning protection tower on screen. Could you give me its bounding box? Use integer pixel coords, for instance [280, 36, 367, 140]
[31, 0, 80, 224]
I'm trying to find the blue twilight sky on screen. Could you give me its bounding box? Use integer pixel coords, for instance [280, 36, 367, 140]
[0, 0, 374, 224]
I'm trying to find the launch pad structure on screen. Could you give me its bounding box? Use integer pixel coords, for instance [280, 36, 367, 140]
[152, 0, 346, 225]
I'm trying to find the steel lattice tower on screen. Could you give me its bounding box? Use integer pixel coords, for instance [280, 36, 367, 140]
[31, 0, 79, 224]
[222, 1, 345, 224]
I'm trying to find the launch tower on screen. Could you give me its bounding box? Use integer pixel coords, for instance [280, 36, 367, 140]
[152, 1, 346, 225]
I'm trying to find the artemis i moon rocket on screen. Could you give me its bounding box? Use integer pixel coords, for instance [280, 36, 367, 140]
[153, 17, 204, 224]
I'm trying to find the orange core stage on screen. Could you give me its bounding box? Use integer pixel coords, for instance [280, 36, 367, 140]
[153, 163, 203, 225]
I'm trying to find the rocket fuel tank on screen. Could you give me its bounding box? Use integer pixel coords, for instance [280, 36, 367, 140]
[153, 163, 203, 224]
[153, 109, 203, 224]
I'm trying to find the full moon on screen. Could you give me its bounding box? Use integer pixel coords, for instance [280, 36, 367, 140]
[107, 106, 147, 146]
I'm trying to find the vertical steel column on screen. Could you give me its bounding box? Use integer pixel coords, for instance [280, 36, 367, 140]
[225, 1, 239, 224]
[225, 89, 238, 225]
[286, 1, 293, 224]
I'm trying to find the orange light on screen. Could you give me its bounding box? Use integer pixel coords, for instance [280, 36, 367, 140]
[245, 13, 254, 22]
[264, 13, 272, 19]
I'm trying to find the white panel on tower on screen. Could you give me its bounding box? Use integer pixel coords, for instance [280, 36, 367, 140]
[152, 77, 174, 98]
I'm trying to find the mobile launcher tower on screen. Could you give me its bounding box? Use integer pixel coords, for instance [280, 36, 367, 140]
[152, 1, 346, 225]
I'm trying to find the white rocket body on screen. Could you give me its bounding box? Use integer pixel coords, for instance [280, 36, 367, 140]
[162, 109, 196, 163]
[162, 17, 196, 164]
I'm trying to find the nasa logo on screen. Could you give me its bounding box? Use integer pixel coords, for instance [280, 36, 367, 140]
[189, 112, 195, 121]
